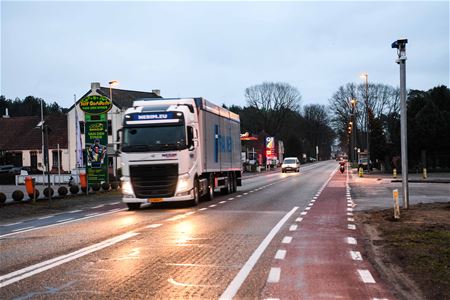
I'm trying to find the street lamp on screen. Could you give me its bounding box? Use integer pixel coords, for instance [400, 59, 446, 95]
[108, 80, 119, 180]
[360, 73, 370, 173]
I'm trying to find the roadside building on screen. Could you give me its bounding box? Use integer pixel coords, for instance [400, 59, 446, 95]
[0, 114, 68, 172]
[66, 82, 162, 177]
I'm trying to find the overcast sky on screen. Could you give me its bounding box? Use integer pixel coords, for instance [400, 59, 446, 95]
[1, 1, 449, 109]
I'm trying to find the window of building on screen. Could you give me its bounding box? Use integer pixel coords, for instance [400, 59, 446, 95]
[108, 120, 112, 135]
[79, 121, 85, 134]
[52, 150, 62, 168]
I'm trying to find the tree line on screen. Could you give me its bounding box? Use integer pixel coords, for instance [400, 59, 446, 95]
[328, 83, 450, 171]
[227, 82, 335, 161]
[0, 95, 67, 117]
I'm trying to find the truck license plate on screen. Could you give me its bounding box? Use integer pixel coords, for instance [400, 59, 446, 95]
[148, 198, 163, 203]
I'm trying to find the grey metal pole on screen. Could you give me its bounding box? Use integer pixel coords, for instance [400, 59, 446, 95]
[365, 75, 370, 173]
[400, 56, 409, 208]
[45, 125, 52, 208]
[392, 39, 409, 208]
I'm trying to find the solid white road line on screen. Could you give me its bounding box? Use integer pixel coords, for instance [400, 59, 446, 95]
[0, 231, 139, 288]
[219, 207, 298, 300]
[350, 251, 363, 260]
[275, 249, 286, 260]
[357, 269, 376, 283]
[267, 267, 281, 283]
[347, 237, 357, 245]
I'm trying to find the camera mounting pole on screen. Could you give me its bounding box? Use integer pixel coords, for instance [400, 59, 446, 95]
[392, 38, 409, 208]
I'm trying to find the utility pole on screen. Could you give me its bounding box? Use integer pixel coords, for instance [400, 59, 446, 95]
[361, 73, 370, 173]
[392, 38, 409, 208]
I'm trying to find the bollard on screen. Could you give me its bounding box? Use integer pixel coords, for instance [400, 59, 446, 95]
[393, 168, 397, 178]
[422, 168, 427, 179]
[25, 176, 34, 195]
[358, 167, 363, 177]
[79, 172, 88, 192]
[393, 189, 400, 219]
[25, 176, 36, 203]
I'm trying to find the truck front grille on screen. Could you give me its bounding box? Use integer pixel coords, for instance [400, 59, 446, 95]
[130, 164, 178, 198]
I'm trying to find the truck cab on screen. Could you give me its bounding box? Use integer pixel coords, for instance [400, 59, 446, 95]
[119, 98, 241, 210]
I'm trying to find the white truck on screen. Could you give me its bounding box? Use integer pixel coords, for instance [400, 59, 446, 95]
[119, 97, 242, 210]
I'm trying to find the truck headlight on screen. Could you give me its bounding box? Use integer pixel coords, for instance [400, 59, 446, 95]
[121, 180, 134, 195]
[176, 173, 192, 193]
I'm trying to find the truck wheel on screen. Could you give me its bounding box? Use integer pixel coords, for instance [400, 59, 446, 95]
[127, 203, 141, 210]
[231, 174, 237, 193]
[191, 179, 200, 206]
[220, 175, 230, 195]
[203, 176, 214, 201]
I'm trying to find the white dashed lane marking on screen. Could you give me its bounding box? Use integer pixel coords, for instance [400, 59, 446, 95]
[295, 217, 303, 222]
[282, 236, 292, 244]
[68, 210, 82, 214]
[348, 224, 356, 230]
[289, 225, 297, 231]
[146, 224, 162, 228]
[267, 267, 281, 283]
[350, 251, 363, 261]
[274, 250, 286, 260]
[347, 217, 355, 222]
[56, 218, 74, 223]
[12, 226, 34, 232]
[199, 208, 207, 211]
[219, 201, 226, 204]
[347, 237, 357, 245]
[300, 212, 307, 216]
[358, 269, 376, 283]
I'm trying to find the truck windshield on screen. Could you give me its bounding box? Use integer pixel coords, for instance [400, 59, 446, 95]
[122, 125, 186, 152]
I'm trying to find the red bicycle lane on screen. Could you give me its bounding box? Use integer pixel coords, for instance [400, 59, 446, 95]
[261, 169, 394, 300]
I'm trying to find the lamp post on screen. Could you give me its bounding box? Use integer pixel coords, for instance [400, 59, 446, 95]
[108, 80, 119, 180]
[361, 73, 370, 173]
[350, 98, 357, 164]
[392, 38, 409, 208]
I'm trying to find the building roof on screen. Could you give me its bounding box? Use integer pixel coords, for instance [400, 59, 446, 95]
[0, 115, 68, 150]
[68, 87, 162, 111]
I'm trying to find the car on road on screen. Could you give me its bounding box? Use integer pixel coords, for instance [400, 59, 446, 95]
[281, 157, 300, 173]
[0, 165, 15, 173]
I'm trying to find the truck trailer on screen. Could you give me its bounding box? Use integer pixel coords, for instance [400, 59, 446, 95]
[119, 97, 242, 210]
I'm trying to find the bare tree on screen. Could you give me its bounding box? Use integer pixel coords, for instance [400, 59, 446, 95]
[328, 82, 400, 148]
[245, 82, 301, 136]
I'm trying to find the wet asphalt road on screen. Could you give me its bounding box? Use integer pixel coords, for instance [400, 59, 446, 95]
[0, 161, 336, 299]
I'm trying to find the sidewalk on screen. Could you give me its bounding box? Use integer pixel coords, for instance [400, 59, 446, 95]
[351, 168, 450, 183]
[349, 168, 449, 211]
[262, 168, 393, 299]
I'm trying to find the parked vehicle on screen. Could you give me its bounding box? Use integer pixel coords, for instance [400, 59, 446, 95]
[0, 165, 14, 173]
[119, 97, 242, 210]
[281, 157, 300, 173]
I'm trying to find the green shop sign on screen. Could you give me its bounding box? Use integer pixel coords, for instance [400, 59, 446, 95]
[80, 95, 112, 115]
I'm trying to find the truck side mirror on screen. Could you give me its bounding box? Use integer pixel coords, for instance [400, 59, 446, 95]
[187, 126, 194, 150]
[116, 128, 122, 143]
